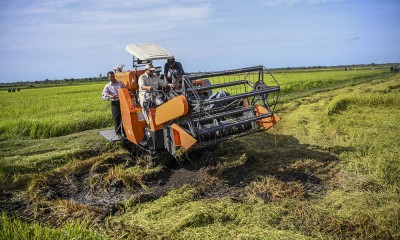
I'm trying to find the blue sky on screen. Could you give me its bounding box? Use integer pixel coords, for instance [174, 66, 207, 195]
[0, 0, 399, 83]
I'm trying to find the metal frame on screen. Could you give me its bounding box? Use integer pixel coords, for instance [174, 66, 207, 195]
[171, 65, 280, 146]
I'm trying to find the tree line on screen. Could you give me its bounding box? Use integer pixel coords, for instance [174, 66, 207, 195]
[0, 75, 108, 88]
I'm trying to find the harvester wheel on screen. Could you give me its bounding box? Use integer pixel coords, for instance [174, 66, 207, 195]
[253, 82, 268, 101]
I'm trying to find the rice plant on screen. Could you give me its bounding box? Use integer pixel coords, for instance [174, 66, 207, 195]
[0, 212, 106, 240]
[0, 83, 112, 139]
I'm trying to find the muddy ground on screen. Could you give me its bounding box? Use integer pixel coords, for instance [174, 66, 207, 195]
[1, 134, 339, 228]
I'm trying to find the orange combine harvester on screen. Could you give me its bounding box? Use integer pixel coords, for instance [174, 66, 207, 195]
[100, 43, 280, 160]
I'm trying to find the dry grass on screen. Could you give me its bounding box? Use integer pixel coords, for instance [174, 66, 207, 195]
[105, 164, 162, 190]
[245, 176, 305, 203]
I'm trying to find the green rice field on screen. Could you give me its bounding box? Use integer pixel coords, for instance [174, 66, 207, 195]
[0, 68, 389, 139]
[0, 83, 111, 139]
[1, 67, 399, 239]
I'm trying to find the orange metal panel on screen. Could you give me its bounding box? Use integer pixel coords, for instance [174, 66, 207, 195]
[154, 95, 189, 125]
[115, 70, 146, 91]
[191, 79, 207, 94]
[115, 71, 134, 91]
[191, 79, 206, 87]
[254, 104, 280, 130]
[118, 88, 147, 144]
[147, 108, 163, 132]
[171, 123, 197, 150]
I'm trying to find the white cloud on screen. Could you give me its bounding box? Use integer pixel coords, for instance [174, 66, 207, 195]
[261, 0, 343, 6]
[0, 0, 212, 31]
[152, 4, 212, 21]
[0, 0, 213, 50]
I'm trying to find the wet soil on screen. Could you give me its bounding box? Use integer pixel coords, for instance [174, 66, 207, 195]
[1, 136, 339, 226]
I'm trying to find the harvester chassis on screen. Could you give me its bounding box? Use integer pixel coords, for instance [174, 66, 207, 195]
[101, 44, 281, 164]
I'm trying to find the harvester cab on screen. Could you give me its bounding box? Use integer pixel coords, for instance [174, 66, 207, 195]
[101, 43, 281, 159]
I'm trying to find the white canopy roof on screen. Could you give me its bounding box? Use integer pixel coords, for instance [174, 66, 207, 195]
[125, 43, 174, 61]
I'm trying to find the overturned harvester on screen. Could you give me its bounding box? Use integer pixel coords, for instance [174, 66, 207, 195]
[101, 43, 280, 157]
